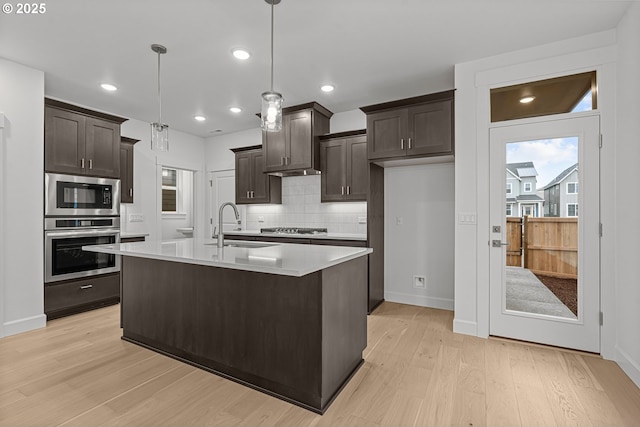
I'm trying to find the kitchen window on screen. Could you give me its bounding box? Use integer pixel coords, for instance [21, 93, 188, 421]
[162, 168, 178, 213]
[567, 182, 578, 194]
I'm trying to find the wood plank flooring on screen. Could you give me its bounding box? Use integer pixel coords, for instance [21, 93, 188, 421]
[1, 302, 639, 426]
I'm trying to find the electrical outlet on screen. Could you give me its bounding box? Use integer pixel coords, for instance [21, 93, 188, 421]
[396, 216, 403, 225]
[413, 275, 426, 289]
[258, 216, 265, 223]
[129, 213, 144, 222]
[358, 216, 367, 224]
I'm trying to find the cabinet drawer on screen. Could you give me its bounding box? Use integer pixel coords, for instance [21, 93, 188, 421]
[45, 273, 120, 315]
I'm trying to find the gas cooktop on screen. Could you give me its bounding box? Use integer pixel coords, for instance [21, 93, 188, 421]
[260, 227, 328, 235]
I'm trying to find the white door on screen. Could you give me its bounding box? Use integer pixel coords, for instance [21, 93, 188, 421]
[489, 115, 600, 352]
[208, 170, 240, 237]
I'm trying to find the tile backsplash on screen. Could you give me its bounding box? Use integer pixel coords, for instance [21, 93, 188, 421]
[245, 175, 367, 234]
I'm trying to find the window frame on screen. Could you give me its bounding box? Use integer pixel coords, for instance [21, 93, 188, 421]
[566, 182, 578, 194]
[524, 182, 532, 193]
[506, 183, 513, 195]
[567, 203, 579, 217]
[161, 167, 180, 214]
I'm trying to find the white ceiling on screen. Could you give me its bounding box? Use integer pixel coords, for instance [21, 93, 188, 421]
[0, 0, 632, 137]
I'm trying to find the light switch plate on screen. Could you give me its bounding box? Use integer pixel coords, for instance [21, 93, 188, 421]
[458, 212, 477, 225]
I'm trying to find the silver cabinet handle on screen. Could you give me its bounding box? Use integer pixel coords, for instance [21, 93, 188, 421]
[401, 138, 404, 149]
[285, 157, 289, 165]
[89, 159, 93, 169]
[81, 158, 85, 168]
[408, 138, 412, 149]
[280, 157, 285, 166]
[80, 284, 93, 290]
[341, 186, 345, 195]
[252, 191, 255, 198]
[246, 191, 250, 199]
[129, 188, 133, 197]
[346, 186, 351, 195]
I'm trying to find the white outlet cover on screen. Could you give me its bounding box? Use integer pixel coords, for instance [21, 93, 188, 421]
[358, 216, 367, 224]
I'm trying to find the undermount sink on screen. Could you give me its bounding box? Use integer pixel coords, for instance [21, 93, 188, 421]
[206, 241, 277, 249]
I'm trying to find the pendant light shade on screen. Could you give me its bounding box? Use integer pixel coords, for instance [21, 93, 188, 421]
[262, 0, 283, 132]
[151, 44, 169, 151]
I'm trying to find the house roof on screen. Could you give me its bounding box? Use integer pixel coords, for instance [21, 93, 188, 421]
[506, 162, 538, 179]
[542, 163, 578, 190]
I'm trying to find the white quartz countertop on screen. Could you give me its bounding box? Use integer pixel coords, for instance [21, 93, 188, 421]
[83, 238, 372, 277]
[224, 230, 367, 241]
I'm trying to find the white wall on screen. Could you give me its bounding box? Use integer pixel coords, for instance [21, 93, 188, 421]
[120, 119, 206, 241]
[384, 163, 455, 310]
[204, 128, 262, 172]
[614, 0, 640, 387]
[0, 59, 46, 337]
[330, 110, 366, 133]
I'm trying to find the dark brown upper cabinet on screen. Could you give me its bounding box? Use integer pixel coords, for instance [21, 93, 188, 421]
[262, 102, 332, 175]
[320, 130, 368, 202]
[120, 136, 139, 204]
[232, 146, 281, 205]
[361, 90, 454, 161]
[45, 98, 127, 178]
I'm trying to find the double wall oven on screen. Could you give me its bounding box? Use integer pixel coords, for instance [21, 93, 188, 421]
[44, 173, 121, 283]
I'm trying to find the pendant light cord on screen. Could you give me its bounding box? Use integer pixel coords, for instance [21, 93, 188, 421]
[157, 51, 162, 125]
[270, 1, 274, 92]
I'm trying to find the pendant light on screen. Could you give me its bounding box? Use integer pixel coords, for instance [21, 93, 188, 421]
[261, 0, 283, 132]
[151, 44, 169, 151]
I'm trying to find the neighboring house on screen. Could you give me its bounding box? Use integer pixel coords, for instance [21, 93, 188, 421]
[506, 162, 544, 217]
[543, 163, 579, 217]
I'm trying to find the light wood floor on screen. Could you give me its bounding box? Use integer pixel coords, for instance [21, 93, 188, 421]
[2, 302, 639, 427]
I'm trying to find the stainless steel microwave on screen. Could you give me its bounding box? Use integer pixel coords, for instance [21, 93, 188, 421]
[45, 173, 120, 217]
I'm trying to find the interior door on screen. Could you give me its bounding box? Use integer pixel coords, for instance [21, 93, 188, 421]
[489, 115, 600, 352]
[209, 170, 240, 237]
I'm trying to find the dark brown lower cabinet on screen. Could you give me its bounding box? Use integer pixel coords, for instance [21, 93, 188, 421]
[121, 255, 367, 413]
[45, 273, 120, 320]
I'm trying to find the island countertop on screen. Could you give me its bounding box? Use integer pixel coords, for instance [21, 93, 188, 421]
[84, 238, 372, 277]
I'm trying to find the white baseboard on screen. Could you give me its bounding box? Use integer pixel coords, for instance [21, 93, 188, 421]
[453, 318, 478, 336]
[384, 291, 454, 311]
[3, 314, 46, 337]
[615, 345, 640, 389]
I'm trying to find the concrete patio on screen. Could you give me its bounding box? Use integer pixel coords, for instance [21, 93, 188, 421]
[505, 266, 576, 319]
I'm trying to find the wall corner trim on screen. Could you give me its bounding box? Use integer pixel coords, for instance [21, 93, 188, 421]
[453, 318, 478, 336]
[3, 314, 46, 338]
[615, 345, 640, 389]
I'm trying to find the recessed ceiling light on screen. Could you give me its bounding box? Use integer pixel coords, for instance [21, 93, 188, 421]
[194, 115, 207, 122]
[229, 107, 242, 113]
[232, 49, 251, 60]
[520, 96, 535, 104]
[320, 84, 335, 93]
[100, 83, 117, 91]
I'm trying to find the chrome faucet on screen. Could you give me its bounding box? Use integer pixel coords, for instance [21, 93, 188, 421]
[217, 202, 241, 248]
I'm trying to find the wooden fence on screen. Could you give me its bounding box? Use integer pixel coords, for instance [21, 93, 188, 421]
[506, 216, 578, 279]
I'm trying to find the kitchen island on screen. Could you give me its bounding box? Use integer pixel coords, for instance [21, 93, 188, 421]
[84, 238, 372, 413]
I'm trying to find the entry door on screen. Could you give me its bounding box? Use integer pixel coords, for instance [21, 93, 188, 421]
[489, 115, 600, 352]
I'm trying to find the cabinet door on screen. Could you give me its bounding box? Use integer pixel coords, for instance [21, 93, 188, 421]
[320, 139, 347, 202]
[250, 151, 271, 203]
[85, 118, 120, 178]
[366, 109, 407, 160]
[263, 124, 287, 172]
[44, 106, 86, 175]
[120, 143, 133, 203]
[235, 151, 252, 204]
[407, 99, 453, 156]
[346, 136, 368, 201]
[286, 110, 312, 170]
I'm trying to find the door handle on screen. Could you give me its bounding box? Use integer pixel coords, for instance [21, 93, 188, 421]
[492, 240, 510, 247]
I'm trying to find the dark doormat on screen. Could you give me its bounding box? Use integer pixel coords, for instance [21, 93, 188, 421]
[534, 274, 577, 316]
